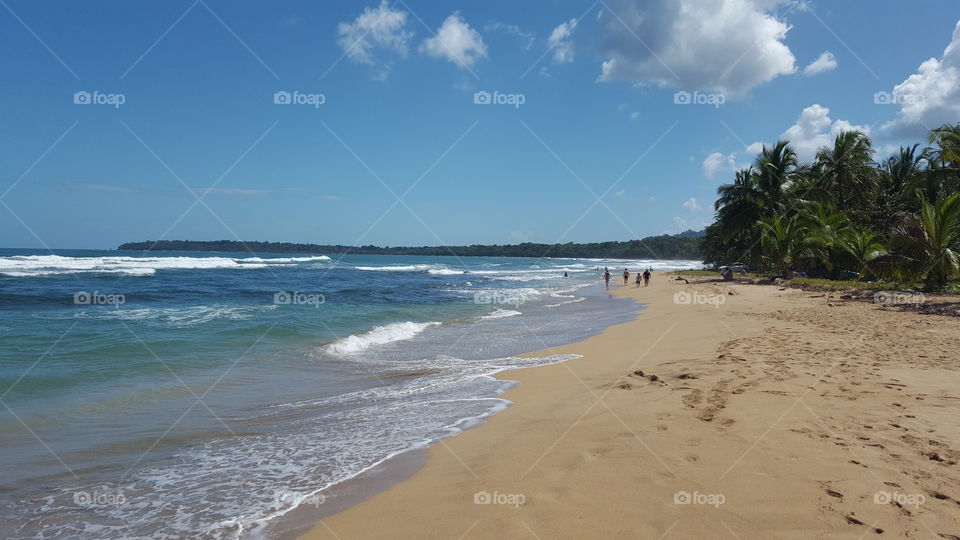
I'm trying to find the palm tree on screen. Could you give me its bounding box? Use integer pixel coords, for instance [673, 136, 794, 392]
[837, 230, 888, 278]
[754, 140, 800, 210]
[714, 141, 800, 241]
[815, 130, 875, 209]
[889, 193, 960, 289]
[800, 201, 850, 271]
[758, 214, 821, 276]
[928, 123, 960, 167]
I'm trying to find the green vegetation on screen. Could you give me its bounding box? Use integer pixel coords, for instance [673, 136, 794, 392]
[778, 277, 899, 292]
[118, 232, 705, 260]
[703, 123, 960, 291]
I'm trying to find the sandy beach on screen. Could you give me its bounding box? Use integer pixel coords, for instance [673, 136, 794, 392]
[302, 275, 960, 539]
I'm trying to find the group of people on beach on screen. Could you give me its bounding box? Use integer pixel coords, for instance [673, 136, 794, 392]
[601, 267, 650, 289]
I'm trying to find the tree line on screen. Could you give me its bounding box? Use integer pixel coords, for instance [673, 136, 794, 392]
[703, 124, 960, 289]
[118, 232, 705, 260]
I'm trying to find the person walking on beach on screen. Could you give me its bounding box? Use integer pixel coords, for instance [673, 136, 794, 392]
[642, 268, 651, 287]
[622, 268, 629, 285]
[603, 270, 611, 289]
[635, 272, 642, 287]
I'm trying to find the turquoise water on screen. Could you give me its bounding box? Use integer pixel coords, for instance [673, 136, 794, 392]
[0, 249, 700, 538]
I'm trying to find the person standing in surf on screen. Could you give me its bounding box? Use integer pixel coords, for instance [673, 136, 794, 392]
[603, 270, 611, 289]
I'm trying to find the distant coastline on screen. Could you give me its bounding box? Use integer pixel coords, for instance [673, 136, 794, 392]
[117, 231, 705, 260]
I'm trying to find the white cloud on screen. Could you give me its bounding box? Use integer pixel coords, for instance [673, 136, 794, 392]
[508, 230, 535, 242]
[485, 22, 534, 50]
[597, 0, 797, 98]
[70, 183, 136, 193]
[548, 18, 578, 63]
[337, 1, 413, 79]
[666, 215, 712, 234]
[779, 104, 871, 161]
[702, 152, 736, 179]
[745, 141, 765, 155]
[421, 13, 487, 68]
[803, 51, 837, 75]
[681, 197, 702, 211]
[615, 189, 626, 197]
[630, 111, 641, 121]
[191, 187, 270, 197]
[730, 105, 871, 166]
[882, 21, 960, 137]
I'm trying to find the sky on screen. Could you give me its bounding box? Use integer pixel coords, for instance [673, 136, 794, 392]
[0, 0, 958, 250]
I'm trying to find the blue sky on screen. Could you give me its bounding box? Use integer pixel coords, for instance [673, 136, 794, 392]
[1, 0, 958, 250]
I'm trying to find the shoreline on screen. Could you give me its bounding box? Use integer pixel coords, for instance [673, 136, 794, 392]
[261, 284, 643, 538]
[298, 275, 960, 539]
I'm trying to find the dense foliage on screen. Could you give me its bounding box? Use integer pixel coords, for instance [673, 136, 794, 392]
[703, 124, 960, 289]
[119, 231, 705, 260]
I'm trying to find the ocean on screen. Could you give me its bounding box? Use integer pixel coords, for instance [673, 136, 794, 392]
[0, 249, 701, 538]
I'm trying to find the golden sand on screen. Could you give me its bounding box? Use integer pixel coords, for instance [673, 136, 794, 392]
[302, 276, 960, 539]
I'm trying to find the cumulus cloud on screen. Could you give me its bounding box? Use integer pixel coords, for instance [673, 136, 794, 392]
[681, 197, 702, 211]
[780, 104, 871, 161]
[597, 0, 797, 98]
[803, 51, 837, 75]
[702, 152, 736, 179]
[337, 1, 413, 79]
[882, 21, 960, 137]
[421, 13, 487, 68]
[548, 18, 578, 63]
[745, 141, 765, 155]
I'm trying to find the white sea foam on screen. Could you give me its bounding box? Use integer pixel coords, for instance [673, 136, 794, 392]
[0, 254, 329, 277]
[544, 297, 586, 308]
[427, 268, 465, 275]
[323, 321, 441, 355]
[480, 309, 521, 320]
[354, 264, 435, 272]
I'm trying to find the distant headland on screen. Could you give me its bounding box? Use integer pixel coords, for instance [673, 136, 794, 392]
[118, 231, 705, 260]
